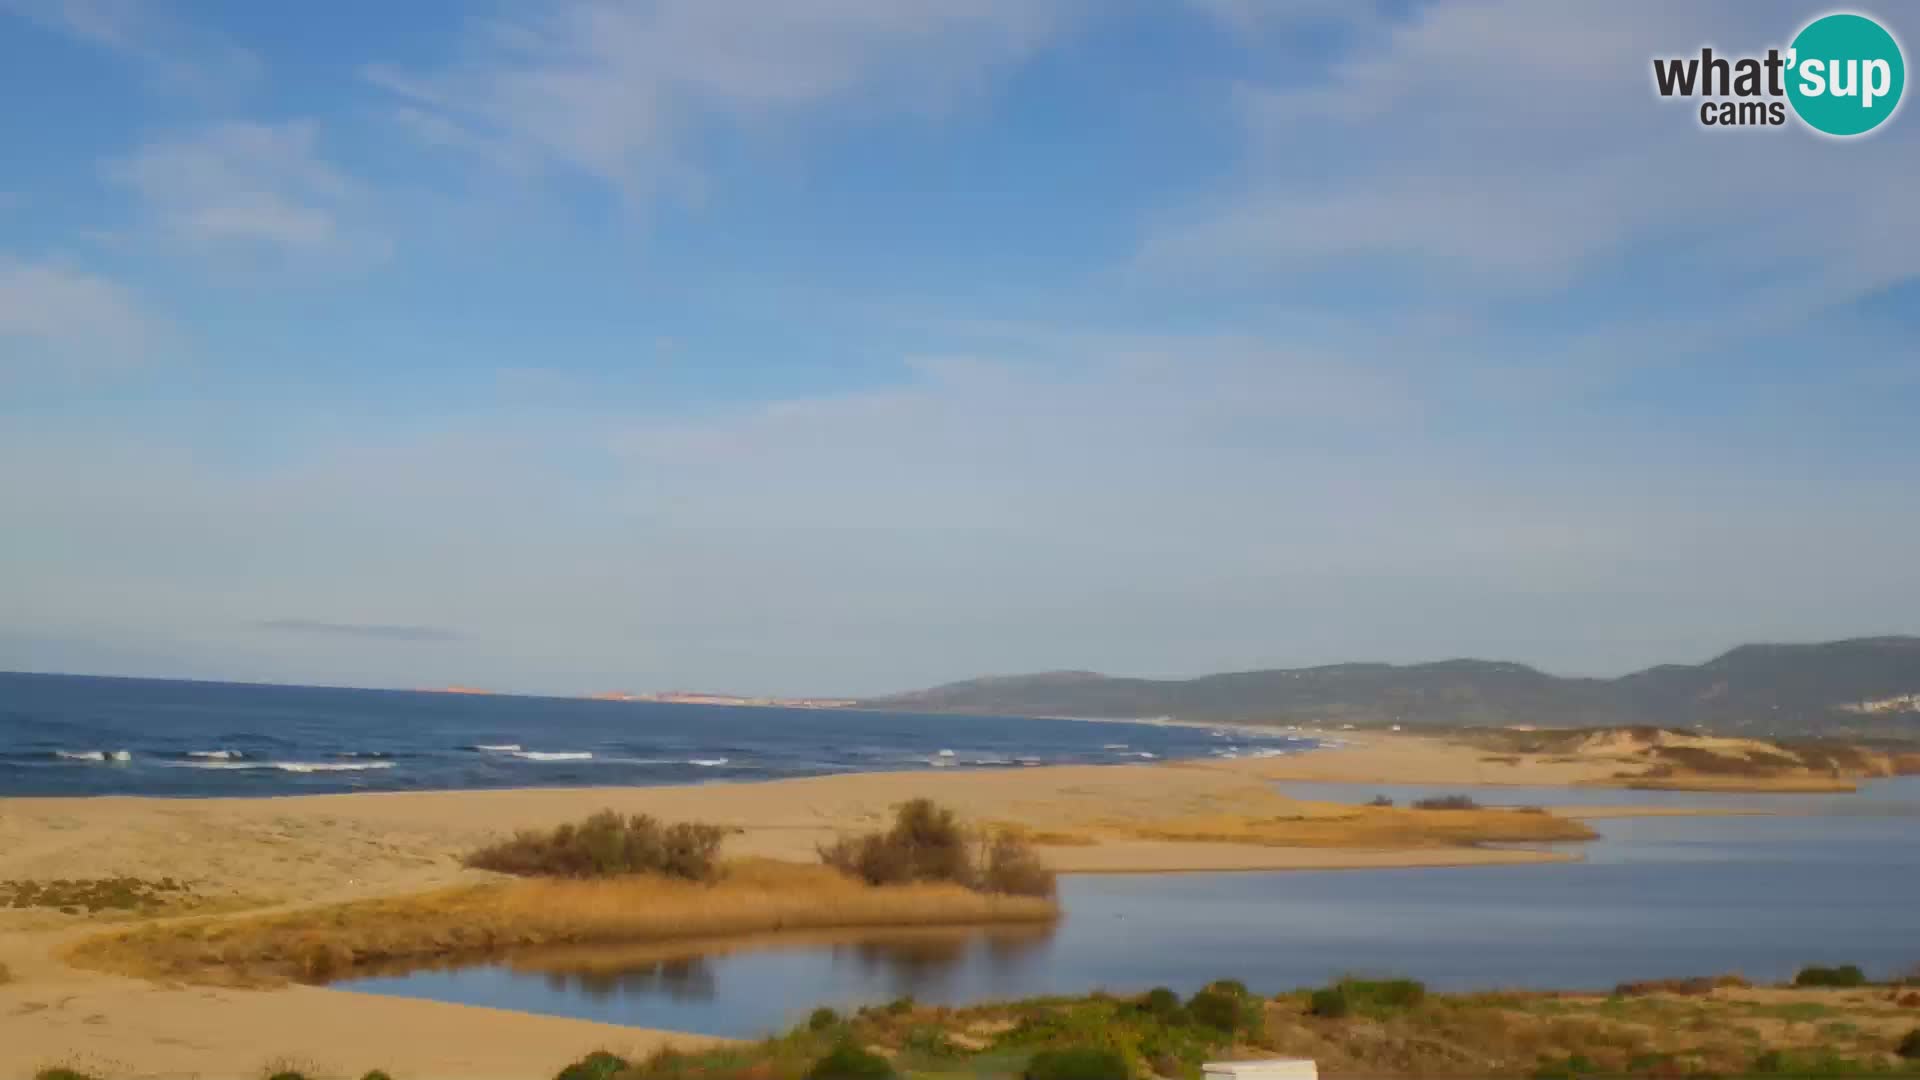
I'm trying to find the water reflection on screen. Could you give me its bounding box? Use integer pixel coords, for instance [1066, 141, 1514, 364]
[340, 922, 1060, 1034]
[552, 956, 718, 1003]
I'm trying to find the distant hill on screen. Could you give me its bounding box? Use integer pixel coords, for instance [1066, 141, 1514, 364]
[862, 637, 1920, 738]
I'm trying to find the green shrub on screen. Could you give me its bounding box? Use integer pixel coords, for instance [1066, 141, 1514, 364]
[1899, 1028, 1920, 1060]
[1205, 979, 1249, 997]
[466, 811, 726, 881]
[805, 1040, 896, 1080]
[1368, 795, 1395, 807]
[360, 1072, 394, 1080]
[809, 1006, 842, 1031]
[1185, 989, 1238, 1032]
[554, 1050, 632, 1080]
[1024, 1046, 1131, 1080]
[264, 1073, 310, 1080]
[34, 1070, 102, 1080]
[885, 995, 916, 1015]
[1794, 964, 1867, 988]
[1341, 977, 1426, 1011]
[1138, 986, 1183, 1020]
[819, 800, 1055, 898]
[980, 830, 1058, 898]
[1309, 987, 1351, 1018]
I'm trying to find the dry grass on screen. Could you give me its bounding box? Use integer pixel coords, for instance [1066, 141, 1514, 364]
[986, 823, 1102, 847]
[1053, 804, 1596, 849]
[64, 858, 1058, 987]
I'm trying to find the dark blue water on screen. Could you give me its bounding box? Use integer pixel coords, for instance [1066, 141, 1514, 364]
[0, 671, 1304, 796]
[340, 780, 1920, 1038]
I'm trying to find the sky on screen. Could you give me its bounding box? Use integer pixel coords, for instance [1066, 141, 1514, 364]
[2, 0, 1917, 697]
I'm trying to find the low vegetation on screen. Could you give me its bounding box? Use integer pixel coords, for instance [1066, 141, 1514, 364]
[1, 875, 196, 914]
[31, 972, 1920, 1079]
[819, 799, 1057, 898]
[525, 974, 1920, 1080]
[1615, 973, 1751, 997]
[64, 858, 1056, 987]
[464, 811, 730, 881]
[1798, 964, 1871, 988]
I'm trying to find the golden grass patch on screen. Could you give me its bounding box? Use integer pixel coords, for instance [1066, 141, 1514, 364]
[1030, 803, 1596, 849]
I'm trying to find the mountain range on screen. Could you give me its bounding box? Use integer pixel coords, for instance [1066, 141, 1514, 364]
[860, 637, 1920, 738]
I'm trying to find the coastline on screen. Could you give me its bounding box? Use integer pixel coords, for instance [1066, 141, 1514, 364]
[0, 734, 1861, 1079]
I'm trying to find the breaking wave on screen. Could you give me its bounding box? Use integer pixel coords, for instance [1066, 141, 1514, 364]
[55, 750, 131, 762]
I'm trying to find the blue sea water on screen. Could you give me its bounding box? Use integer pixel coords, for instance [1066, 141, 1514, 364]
[0, 671, 1306, 797]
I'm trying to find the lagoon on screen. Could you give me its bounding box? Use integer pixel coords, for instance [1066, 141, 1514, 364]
[338, 778, 1920, 1038]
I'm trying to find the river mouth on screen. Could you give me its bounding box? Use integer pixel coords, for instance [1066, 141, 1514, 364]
[335, 779, 1920, 1039]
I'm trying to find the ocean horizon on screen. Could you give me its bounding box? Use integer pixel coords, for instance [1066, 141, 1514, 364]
[0, 670, 1311, 798]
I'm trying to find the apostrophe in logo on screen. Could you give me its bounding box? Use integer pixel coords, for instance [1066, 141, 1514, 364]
[1786, 13, 1904, 136]
[1651, 11, 1905, 136]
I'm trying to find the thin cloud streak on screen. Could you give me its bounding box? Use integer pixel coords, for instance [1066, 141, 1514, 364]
[255, 619, 465, 643]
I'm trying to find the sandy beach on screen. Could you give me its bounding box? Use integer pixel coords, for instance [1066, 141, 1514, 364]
[0, 734, 1841, 1078]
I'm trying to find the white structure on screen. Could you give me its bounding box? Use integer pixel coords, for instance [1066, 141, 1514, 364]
[1203, 1060, 1317, 1080]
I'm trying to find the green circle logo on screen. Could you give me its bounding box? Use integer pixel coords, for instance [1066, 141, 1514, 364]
[1787, 13, 1905, 136]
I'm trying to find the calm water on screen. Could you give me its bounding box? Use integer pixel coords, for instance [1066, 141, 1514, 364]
[340, 779, 1920, 1037]
[0, 671, 1304, 796]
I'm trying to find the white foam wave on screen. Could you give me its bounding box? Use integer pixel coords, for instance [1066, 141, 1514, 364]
[688, 757, 729, 767]
[471, 743, 522, 753]
[512, 751, 593, 762]
[1102, 743, 1129, 750]
[1131, 751, 1157, 759]
[55, 750, 130, 762]
[188, 750, 242, 760]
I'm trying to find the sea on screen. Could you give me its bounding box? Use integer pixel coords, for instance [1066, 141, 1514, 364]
[0, 671, 1308, 797]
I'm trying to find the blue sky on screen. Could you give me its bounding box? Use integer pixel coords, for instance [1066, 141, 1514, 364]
[2, 0, 1916, 696]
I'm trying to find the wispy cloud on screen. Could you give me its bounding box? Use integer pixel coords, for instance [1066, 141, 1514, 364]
[366, 0, 1070, 204]
[0, 256, 159, 371]
[0, 0, 262, 93]
[255, 619, 465, 643]
[1139, 0, 1920, 333]
[104, 122, 384, 263]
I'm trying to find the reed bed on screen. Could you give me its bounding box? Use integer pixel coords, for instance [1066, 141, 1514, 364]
[65, 858, 1058, 987]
